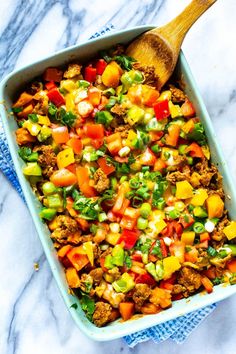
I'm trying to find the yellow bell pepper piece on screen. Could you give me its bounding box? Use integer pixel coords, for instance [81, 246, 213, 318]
[158, 90, 171, 101]
[206, 194, 224, 219]
[201, 145, 211, 160]
[106, 232, 121, 246]
[57, 147, 75, 169]
[83, 241, 94, 266]
[38, 115, 51, 126]
[190, 189, 208, 206]
[66, 92, 76, 112]
[149, 218, 167, 235]
[161, 147, 179, 161]
[181, 231, 195, 245]
[163, 256, 181, 280]
[60, 79, 77, 92]
[23, 120, 41, 136]
[176, 181, 193, 199]
[126, 130, 137, 147]
[168, 101, 182, 119]
[223, 221, 236, 240]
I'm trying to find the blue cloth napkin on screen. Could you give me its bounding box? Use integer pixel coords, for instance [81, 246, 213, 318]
[0, 24, 216, 347]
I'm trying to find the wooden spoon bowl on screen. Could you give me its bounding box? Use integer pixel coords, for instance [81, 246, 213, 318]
[126, 0, 217, 90]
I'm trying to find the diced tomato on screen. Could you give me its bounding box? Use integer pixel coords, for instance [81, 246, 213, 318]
[43, 67, 63, 82]
[200, 232, 210, 242]
[50, 168, 77, 187]
[106, 132, 122, 155]
[75, 217, 89, 231]
[45, 81, 57, 91]
[66, 163, 77, 174]
[203, 267, 216, 280]
[153, 99, 170, 120]
[159, 279, 174, 291]
[139, 147, 156, 166]
[47, 88, 65, 107]
[118, 229, 140, 250]
[149, 131, 164, 142]
[184, 247, 199, 263]
[165, 124, 180, 147]
[91, 138, 104, 149]
[124, 207, 140, 219]
[97, 157, 116, 175]
[162, 221, 183, 238]
[84, 124, 104, 139]
[96, 59, 107, 75]
[196, 240, 209, 248]
[100, 257, 108, 272]
[181, 99, 195, 117]
[135, 273, 156, 286]
[120, 215, 137, 230]
[186, 142, 204, 158]
[88, 87, 102, 106]
[127, 85, 142, 105]
[154, 158, 167, 172]
[52, 126, 69, 144]
[227, 259, 236, 273]
[169, 240, 185, 263]
[76, 166, 97, 197]
[201, 276, 213, 293]
[67, 137, 83, 154]
[142, 85, 159, 106]
[67, 247, 89, 271]
[84, 65, 97, 82]
[112, 183, 130, 215]
[119, 302, 135, 321]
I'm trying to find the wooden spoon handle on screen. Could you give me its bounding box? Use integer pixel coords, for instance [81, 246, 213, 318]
[154, 0, 217, 50]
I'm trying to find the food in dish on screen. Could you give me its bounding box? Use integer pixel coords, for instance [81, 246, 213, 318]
[12, 45, 236, 327]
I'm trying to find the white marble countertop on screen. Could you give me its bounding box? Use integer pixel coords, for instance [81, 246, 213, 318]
[1, 0, 236, 353]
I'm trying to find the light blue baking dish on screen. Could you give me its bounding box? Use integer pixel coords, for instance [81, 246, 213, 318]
[1, 25, 236, 341]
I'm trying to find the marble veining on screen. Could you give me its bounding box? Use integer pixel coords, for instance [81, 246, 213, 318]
[1, 0, 236, 353]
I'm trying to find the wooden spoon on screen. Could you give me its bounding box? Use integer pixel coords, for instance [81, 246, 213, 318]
[126, 0, 217, 90]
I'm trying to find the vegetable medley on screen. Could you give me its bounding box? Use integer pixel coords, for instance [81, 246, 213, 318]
[13, 45, 236, 327]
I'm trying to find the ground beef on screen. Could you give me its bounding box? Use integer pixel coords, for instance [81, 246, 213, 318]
[108, 267, 121, 281]
[114, 124, 131, 138]
[33, 91, 49, 115]
[132, 62, 158, 87]
[171, 284, 186, 295]
[63, 63, 82, 78]
[177, 267, 202, 296]
[111, 104, 127, 117]
[51, 215, 79, 242]
[26, 81, 43, 95]
[132, 284, 151, 310]
[166, 165, 191, 184]
[169, 84, 186, 103]
[211, 216, 229, 242]
[111, 44, 125, 56]
[94, 168, 110, 193]
[92, 302, 112, 327]
[34, 145, 57, 177]
[79, 274, 93, 293]
[194, 160, 219, 187]
[89, 268, 103, 284]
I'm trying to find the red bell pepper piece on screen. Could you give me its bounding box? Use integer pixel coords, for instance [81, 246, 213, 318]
[97, 157, 116, 175]
[100, 257, 108, 272]
[181, 99, 195, 117]
[131, 253, 143, 262]
[179, 213, 195, 229]
[118, 229, 140, 250]
[153, 99, 170, 120]
[47, 88, 65, 107]
[165, 124, 180, 147]
[67, 137, 83, 154]
[91, 138, 104, 149]
[84, 65, 97, 82]
[44, 67, 63, 82]
[135, 273, 156, 286]
[160, 239, 168, 258]
[45, 81, 57, 91]
[227, 259, 236, 273]
[162, 221, 183, 238]
[186, 142, 204, 158]
[84, 124, 104, 139]
[96, 59, 107, 75]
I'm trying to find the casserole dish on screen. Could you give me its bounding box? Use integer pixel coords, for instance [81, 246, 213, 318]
[1, 25, 236, 341]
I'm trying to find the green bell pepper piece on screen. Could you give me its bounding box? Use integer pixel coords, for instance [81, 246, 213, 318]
[104, 255, 114, 269]
[112, 272, 135, 293]
[112, 245, 124, 267]
[95, 111, 113, 126]
[227, 244, 236, 256]
[47, 193, 63, 209]
[193, 206, 208, 218]
[39, 208, 57, 221]
[38, 125, 52, 142]
[126, 106, 145, 126]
